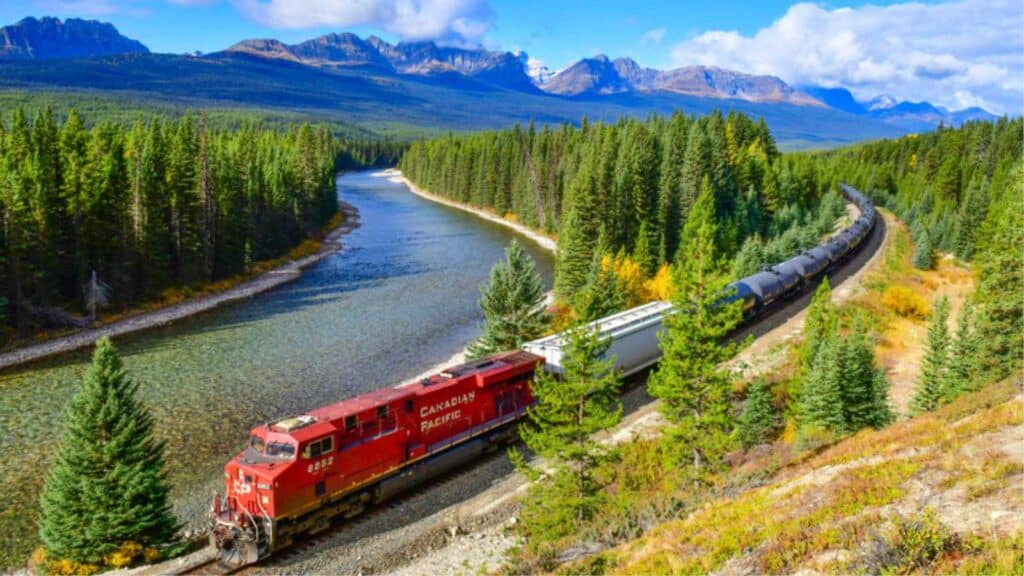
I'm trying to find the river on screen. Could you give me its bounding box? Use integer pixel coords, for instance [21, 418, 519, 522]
[0, 170, 555, 567]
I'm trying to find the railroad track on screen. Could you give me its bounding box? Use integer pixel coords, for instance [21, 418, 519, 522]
[240, 448, 511, 574]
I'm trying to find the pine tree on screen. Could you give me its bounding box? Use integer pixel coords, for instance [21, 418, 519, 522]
[910, 296, 950, 414]
[801, 278, 838, 374]
[839, 328, 892, 430]
[467, 240, 548, 359]
[518, 325, 622, 522]
[648, 178, 742, 482]
[972, 166, 1024, 380]
[912, 226, 934, 270]
[797, 337, 846, 434]
[737, 379, 776, 449]
[574, 252, 626, 323]
[942, 300, 978, 400]
[38, 337, 179, 565]
[732, 234, 765, 278]
[555, 147, 601, 298]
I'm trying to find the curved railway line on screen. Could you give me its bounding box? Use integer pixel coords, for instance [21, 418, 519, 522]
[174, 194, 888, 576]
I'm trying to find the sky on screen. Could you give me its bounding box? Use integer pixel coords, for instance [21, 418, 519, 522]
[3, 0, 1022, 114]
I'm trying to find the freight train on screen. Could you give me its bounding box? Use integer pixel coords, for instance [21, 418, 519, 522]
[209, 183, 875, 567]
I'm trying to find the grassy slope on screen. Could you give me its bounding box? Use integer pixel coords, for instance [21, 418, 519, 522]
[0, 53, 906, 149]
[598, 379, 1022, 575]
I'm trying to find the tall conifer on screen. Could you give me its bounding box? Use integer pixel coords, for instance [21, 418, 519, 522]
[648, 178, 742, 482]
[38, 338, 178, 565]
[911, 296, 950, 414]
[942, 301, 978, 400]
[467, 240, 548, 358]
[518, 325, 622, 522]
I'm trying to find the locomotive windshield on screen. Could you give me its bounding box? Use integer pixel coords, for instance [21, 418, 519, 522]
[246, 434, 295, 459]
[249, 435, 265, 452]
[266, 442, 296, 458]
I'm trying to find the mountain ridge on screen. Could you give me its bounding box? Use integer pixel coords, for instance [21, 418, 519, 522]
[801, 85, 999, 129]
[0, 16, 147, 60]
[542, 54, 823, 107]
[0, 16, 996, 137]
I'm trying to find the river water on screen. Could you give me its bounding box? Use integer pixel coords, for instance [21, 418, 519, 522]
[0, 170, 555, 566]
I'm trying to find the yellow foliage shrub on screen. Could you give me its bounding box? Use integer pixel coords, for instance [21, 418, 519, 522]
[104, 541, 143, 569]
[144, 547, 162, 563]
[881, 285, 929, 319]
[644, 264, 675, 301]
[503, 212, 518, 223]
[610, 255, 650, 307]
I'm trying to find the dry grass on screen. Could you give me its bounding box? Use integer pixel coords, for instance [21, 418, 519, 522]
[594, 378, 1023, 576]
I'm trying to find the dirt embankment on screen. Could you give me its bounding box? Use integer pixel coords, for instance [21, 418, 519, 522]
[0, 202, 360, 372]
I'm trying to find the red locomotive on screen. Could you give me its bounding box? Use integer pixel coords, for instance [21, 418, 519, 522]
[210, 350, 542, 567]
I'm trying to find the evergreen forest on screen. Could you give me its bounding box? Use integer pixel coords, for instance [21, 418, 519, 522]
[0, 107, 401, 337]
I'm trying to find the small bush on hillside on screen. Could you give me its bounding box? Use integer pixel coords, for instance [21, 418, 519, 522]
[864, 508, 962, 575]
[881, 286, 929, 319]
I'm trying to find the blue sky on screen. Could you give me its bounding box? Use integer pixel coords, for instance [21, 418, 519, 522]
[4, 0, 1022, 114]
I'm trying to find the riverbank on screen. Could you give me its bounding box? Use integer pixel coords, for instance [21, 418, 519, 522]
[380, 169, 558, 254]
[0, 202, 361, 372]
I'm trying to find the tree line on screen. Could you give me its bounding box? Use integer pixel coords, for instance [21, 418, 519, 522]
[812, 117, 1022, 266]
[400, 111, 841, 303]
[0, 107, 394, 337]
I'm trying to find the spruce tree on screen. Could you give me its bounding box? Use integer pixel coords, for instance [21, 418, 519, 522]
[467, 240, 548, 359]
[731, 234, 765, 278]
[942, 300, 978, 400]
[839, 328, 893, 430]
[518, 325, 622, 522]
[555, 146, 601, 298]
[648, 178, 742, 482]
[574, 252, 626, 323]
[738, 379, 776, 449]
[912, 226, 934, 270]
[973, 167, 1024, 380]
[797, 337, 846, 434]
[910, 296, 950, 415]
[801, 278, 838, 374]
[39, 337, 179, 565]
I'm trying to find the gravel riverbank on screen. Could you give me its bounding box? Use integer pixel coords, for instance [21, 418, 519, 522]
[380, 169, 558, 254]
[0, 202, 360, 372]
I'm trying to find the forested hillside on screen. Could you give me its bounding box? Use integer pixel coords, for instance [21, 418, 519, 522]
[431, 115, 1023, 574]
[811, 118, 1022, 263]
[0, 107, 395, 337]
[401, 112, 847, 304]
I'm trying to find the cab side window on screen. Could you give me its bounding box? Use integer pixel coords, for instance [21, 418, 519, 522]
[303, 436, 334, 459]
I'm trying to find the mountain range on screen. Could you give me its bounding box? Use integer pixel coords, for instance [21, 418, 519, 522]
[0, 17, 1000, 145]
[0, 16, 147, 60]
[800, 86, 997, 131]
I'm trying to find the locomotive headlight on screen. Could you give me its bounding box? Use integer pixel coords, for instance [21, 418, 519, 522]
[261, 496, 269, 505]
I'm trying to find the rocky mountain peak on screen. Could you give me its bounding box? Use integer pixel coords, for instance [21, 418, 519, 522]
[0, 16, 148, 60]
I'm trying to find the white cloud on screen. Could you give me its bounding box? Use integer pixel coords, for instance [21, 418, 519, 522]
[670, 0, 1023, 114]
[232, 0, 493, 45]
[640, 27, 666, 46]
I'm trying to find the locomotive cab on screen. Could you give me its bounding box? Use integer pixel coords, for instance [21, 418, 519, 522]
[210, 421, 310, 567]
